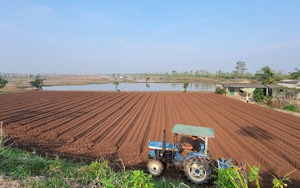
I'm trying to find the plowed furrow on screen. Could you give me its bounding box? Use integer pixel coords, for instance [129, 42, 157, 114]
[112, 93, 152, 147]
[56, 93, 132, 138]
[199, 94, 300, 173]
[1, 91, 300, 183]
[24, 92, 115, 136]
[89, 93, 146, 144]
[188, 93, 254, 159]
[117, 93, 157, 147]
[206, 95, 300, 150]
[4, 92, 107, 127]
[0, 92, 92, 124]
[211, 94, 300, 131]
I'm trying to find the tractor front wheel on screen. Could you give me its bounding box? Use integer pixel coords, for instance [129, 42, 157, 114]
[147, 159, 164, 177]
[184, 158, 211, 184]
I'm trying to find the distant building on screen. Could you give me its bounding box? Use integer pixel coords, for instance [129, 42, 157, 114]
[278, 80, 300, 89]
[217, 81, 300, 100]
[217, 83, 267, 97]
[216, 83, 297, 98]
[277, 80, 300, 99]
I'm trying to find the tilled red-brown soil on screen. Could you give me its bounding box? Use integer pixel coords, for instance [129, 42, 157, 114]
[1, 91, 300, 186]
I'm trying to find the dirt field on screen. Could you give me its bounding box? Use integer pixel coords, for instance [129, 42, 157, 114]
[1, 91, 300, 186]
[1, 75, 112, 92]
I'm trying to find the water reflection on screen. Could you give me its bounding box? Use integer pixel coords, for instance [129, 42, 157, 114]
[194, 83, 200, 90]
[44, 83, 215, 91]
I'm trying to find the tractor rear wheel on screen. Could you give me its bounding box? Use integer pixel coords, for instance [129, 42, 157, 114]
[147, 159, 164, 177]
[184, 158, 211, 184]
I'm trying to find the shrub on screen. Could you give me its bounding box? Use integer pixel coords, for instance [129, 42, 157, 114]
[283, 104, 298, 112]
[14, 80, 28, 89]
[213, 163, 257, 188]
[183, 82, 189, 93]
[0, 121, 10, 155]
[213, 160, 294, 188]
[78, 160, 154, 187]
[272, 170, 296, 188]
[30, 76, 44, 89]
[129, 170, 154, 188]
[253, 89, 264, 102]
[264, 96, 273, 106]
[0, 77, 8, 89]
[215, 87, 227, 95]
[213, 167, 239, 188]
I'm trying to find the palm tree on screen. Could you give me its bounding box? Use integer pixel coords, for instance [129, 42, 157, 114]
[255, 66, 275, 84]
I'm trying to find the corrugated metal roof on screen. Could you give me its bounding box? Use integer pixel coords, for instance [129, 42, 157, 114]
[221, 83, 266, 88]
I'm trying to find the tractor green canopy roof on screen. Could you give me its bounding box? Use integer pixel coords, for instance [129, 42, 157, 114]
[171, 124, 215, 138]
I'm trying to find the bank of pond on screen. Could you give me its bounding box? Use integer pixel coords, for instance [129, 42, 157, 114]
[43, 83, 215, 92]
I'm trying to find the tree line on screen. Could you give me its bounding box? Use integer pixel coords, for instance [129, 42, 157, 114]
[143, 62, 299, 84]
[0, 62, 299, 90]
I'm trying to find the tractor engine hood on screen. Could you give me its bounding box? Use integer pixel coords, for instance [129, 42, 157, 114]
[148, 141, 178, 151]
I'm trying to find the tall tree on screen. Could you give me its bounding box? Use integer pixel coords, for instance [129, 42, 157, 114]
[233, 61, 247, 76]
[255, 66, 275, 84]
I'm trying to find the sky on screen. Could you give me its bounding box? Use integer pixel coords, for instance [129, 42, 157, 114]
[0, 0, 300, 74]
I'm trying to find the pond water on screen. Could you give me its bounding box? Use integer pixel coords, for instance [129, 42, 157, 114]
[43, 83, 216, 92]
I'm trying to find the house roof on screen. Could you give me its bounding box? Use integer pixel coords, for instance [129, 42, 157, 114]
[277, 80, 300, 89]
[278, 80, 299, 84]
[265, 84, 282, 89]
[219, 82, 299, 90]
[221, 83, 266, 88]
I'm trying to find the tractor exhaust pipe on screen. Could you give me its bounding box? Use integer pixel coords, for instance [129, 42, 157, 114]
[162, 130, 166, 154]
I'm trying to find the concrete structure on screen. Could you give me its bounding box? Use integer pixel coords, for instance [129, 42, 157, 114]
[278, 80, 300, 89]
[217, 83, 266, 97]
[217, 83, 282, 99]
[277, 80, 300, 99]
[216, 81, 300, 100]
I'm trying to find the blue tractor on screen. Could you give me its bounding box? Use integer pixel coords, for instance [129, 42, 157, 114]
[147, 124, 215, 184]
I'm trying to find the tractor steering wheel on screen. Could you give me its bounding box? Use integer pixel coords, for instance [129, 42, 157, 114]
[175, 141, 186, 153]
